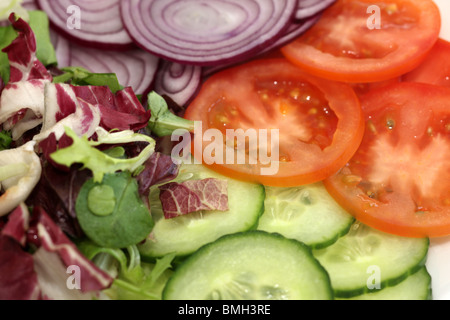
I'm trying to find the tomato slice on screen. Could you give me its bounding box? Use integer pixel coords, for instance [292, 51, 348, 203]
[350, 77, 400, 98]
[184, 59, 365, 187]
[403, 38, 450, 87]
[324, 82, 450, 238]
[281, 0, 441, 83]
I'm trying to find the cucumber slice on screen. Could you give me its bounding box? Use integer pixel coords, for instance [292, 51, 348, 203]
[337, 267, 432, 300]
[313, 222, 429, 298]
[138, 163, 265, 260]
[163, 231, 333, 300]
[257, 183, 354, 249]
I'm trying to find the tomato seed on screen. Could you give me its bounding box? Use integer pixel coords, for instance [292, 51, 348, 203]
[342, 174, 362, 185]
[290, 89, 301, 100]
[386, 119, 395, 130]
[385, 4, 398, 15]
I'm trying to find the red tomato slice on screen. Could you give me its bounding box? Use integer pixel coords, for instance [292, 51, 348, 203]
[403, 38, 450, 87]
[281, 0, 441, 83]
[324, 82, 450, 238]
[350, 77, 400, 98]
[184, 59, 365, 187]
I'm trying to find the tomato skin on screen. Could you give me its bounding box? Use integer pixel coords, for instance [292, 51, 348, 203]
[324, 82, 450, 238]
[184, 58, 365, 187]
[403, 38, 450, 87]
[281, 0, 441, 83]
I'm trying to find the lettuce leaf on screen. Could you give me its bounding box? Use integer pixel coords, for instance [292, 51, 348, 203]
[147, 91, 194, 137]
[75, 171, 154, 249]
[79, 240, 176, 300]
[50, 127, 156, 183]
[52, 66, 122, 94]
[0, 24, 17, 84]
[0, 130, 12, 151]
[28, 10, 57, 68]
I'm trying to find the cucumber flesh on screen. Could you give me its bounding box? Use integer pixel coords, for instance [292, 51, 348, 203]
[257, 183, 354, 249]
[338, 267, 432, 300]
[313, 222, 429, 298]
[138, 164, 265, 260]
[163, 231, 333, 300]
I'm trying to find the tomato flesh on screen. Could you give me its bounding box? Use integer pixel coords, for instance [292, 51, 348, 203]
[208, 80, 339, 152]
[324, 82, 450, 238]
[184, 59, 365, 187]
[281, 0, 441, 83]
[403, 38, 450, 87]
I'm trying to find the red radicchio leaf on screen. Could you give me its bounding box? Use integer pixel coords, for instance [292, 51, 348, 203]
[71, 85, 151, 131]
[3, 14, 52, 83]
[37, 131, 74, 171]
[0, 235, 41, 300]
[36, 83, 149, 143]
[31, 207, 113, 293]
[1, 203, 29, 247]
[136, 152, 180, 198]
[159, 178, 229, 219]
[34, 83, 101, 142]
[0, 76, 48, 141]
[26, 151, 90, 239]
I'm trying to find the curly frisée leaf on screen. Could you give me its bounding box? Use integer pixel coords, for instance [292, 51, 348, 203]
[50, 126, 156, 182]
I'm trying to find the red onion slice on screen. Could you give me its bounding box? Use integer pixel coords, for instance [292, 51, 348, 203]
[120, 0, 298, 66]
[154, 60, 202, 107]
[49, 29, 70, 68]
[202, 15, 320, 78]
[260, 14, 321, 54]
[68, 44, 159, 95]
[36, 0, 134, 50]
[295, 0, 337, 20]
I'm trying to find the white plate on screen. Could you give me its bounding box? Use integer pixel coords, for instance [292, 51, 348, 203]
[423, 0, 450, 301]
[436, 0, 450, 41]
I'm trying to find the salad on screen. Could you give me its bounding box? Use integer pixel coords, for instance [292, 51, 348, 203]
[0, 0, 449, 301]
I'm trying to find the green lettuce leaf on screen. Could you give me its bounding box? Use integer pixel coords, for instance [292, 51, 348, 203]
[75, 171, 154, 249]
[0, 130, 12, 151]
[52, 66, 122, 93]
[50, 127, 156, 183]
[28, 10, 57, 67]
[0, 25, 17, 84]
[147, 91, 195, 137]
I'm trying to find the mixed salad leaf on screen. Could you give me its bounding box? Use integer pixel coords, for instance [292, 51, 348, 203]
[0, 0, 448, 301]
[159, 178, 229, 219]
[0, 130, 11, 150]
[0, 10, 231, 300]
[50, 127, 155, 183]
